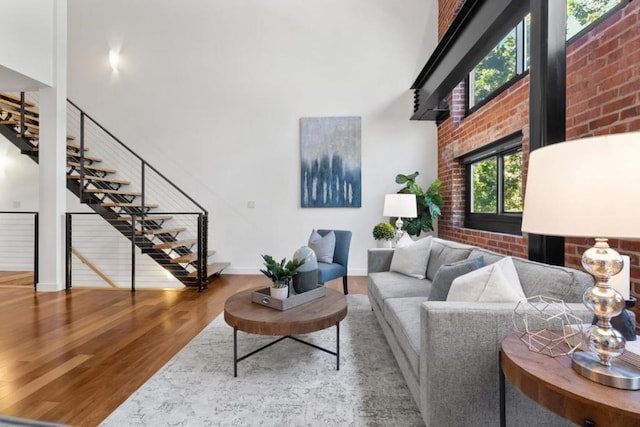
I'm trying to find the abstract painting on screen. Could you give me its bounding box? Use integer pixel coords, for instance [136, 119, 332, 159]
[300, 116, 361, 208]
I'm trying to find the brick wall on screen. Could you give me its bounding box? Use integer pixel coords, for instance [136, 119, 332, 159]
[564, 2, 640, 296]
[436, 1, 640, 295]
[438, 0, 465, 40]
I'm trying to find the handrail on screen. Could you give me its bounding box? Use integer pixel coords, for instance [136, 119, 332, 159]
[66, 99, 207, 213]
[72, 248, 118, 288]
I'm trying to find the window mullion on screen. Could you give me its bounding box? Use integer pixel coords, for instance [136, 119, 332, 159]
[516, 20, 525, 75]
[497, 154, 505, 215]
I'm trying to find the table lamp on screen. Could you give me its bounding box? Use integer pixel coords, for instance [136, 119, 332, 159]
[383, 194, 417, 244]
[521, 132, 640, 390]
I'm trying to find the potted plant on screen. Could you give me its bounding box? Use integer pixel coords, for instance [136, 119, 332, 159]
[394, 172, 443, 237]
[260, 254, 306, 299]
[372, 222, 395, 248]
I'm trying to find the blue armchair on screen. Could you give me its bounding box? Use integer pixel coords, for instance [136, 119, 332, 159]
[316, 229, 352, 295]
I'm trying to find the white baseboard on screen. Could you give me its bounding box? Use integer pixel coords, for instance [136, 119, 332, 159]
[36, 282, 66, 292]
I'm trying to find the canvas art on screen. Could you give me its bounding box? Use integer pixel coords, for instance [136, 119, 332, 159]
[300, 116, 361, 208]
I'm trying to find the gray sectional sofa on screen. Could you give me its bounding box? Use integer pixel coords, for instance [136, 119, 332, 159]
[367, 237, 594, 426]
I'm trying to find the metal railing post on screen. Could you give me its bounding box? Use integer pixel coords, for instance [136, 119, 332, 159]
[34, 212, 39, 289]
[19, 92, 25, 138]
[131, 216, 136, 292]
[65, 213, 72, 290]
[79, 112, 85, 200]
[197, 213, 203, 292]
[203, 212, 209, 290]
[141, 161, 146, 224]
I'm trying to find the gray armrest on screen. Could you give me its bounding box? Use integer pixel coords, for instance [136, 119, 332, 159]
[367, 248, 394, 273]
[419, 301, 591, 427]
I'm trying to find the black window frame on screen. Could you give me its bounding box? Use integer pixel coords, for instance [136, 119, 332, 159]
[466, 0, 629, 115]
[466, 20, 529, 113]
[461, 131, 523, 235]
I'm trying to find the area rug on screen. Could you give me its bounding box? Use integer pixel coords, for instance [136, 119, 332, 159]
[101, 295, 423, 426]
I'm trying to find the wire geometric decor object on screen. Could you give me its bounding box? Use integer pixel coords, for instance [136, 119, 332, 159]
[512, 295, 584, 357]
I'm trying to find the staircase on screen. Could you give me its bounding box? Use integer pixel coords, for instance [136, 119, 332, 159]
[0, 91, 228, 291]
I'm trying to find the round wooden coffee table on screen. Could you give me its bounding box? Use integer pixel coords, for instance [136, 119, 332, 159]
[224, 288, 347, 377]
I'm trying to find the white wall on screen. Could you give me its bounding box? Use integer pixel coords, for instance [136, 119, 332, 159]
[60, 0, 438, 276]
[0, 0, 54, 89]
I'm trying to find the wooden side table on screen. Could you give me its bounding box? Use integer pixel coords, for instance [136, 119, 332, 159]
[500, 332, 640, 427]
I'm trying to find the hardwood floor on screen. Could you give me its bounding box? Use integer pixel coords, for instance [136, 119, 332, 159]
[0, 271, 34, 287]
[0, 275, 367, 426]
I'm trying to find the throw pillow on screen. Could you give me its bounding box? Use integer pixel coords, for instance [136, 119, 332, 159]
[429, 257, 485, 301]
[308, 230, 336, 264]
[389, 235, 432, 279]
[446, 256, 526, 302]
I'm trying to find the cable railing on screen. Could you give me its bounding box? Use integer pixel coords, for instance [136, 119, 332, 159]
[65, 100, 209, 291]
[0, 211, 38, 289]
[65, 212, 205, 291]
[0, 91, 211, 291]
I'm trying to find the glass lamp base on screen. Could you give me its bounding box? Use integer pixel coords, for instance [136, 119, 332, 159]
[572, 351, 640, 390]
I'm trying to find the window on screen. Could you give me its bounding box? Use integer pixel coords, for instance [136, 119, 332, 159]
[467, 0, 627, 111]
[461, 132, 523, 235]
[567, 0, 627, 40]
[468, 20, 529, 109]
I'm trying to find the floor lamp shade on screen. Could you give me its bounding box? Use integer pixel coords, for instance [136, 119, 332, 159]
[521, 131, 640, 390]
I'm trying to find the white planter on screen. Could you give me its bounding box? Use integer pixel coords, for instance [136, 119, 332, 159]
[270, 286, 288, 300]
[376, 239, 392, 248]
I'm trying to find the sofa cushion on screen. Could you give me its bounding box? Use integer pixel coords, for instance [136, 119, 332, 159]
[390, 235, 432, 279]
[447, 257, 526, 302]
[469, 248, 593, 302]
[308, 229, 335, 264]
[429, 256, 485, 301]
[367, 272, 431, 310]
[383, 297, 428, 378]
[426, 239, 473, 281]
[512, 257, 592, 301]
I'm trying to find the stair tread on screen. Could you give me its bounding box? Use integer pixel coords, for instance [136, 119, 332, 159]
[0, 107, 39, 123]
[171, 250, 216, 264]
[117, 215, 173, 222]
[0, 97, 39, 114]
[135, 227, 186, 236]
[188, 262, 229, 278]
[17, 132, 76, 141]
[83, 188, 141, 196]
[0, 92, 36, 107]
[153, 239, 197, 250]
[67, 161, 116, 174]
[30, 143, 92, 154]
[0, 120, 39, 130]
[68, 174, 130, 185]
[101, 202, 159, 208]
[66, 142, 89, 151]
[66, 151, 102, 162]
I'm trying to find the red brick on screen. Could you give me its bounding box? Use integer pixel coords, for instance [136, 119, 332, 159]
[436, 0, 640, 267]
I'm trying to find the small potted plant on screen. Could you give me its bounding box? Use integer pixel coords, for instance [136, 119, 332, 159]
[260, 254, 306, 299]
[372, 222, 395, 248]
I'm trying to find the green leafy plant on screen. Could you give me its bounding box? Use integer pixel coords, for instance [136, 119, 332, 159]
[372, 222, 395, 240]
[260, 255, 306, 287]
[394, 172, 443, 237]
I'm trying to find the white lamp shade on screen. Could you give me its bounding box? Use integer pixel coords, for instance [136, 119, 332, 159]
[521, 132, 640, 238]
[383, 194, 417, 218]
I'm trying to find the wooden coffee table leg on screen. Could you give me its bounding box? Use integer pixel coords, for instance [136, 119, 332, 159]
[336, 321, 340, 371]
[233, 327, 238, 378]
